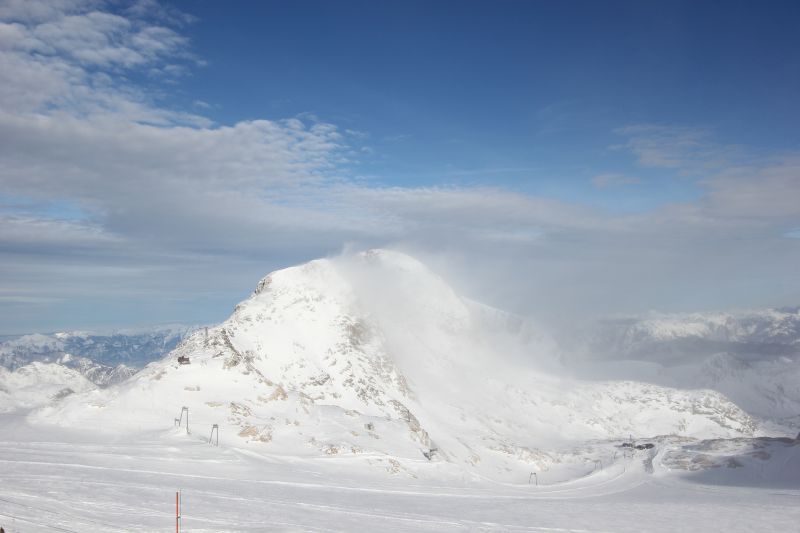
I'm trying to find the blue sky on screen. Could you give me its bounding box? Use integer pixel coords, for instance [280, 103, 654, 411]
[0, 0, 799, 333]
[176, 0, 799, 207]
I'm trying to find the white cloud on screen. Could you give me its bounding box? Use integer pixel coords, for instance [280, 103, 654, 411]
[0, 215, 120, 250]
[0, 0, 99, 24]
[704, 158, 800, 219]
[613, 124, 750, 174]
[0, 1, 798, 333]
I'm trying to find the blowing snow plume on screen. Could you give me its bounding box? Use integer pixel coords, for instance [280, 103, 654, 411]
[37, 250, 767, 479]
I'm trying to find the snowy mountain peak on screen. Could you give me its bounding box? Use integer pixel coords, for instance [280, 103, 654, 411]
[38, 251, 774, 478]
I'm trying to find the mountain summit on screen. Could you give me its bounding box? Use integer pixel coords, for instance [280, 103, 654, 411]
[44, 250, 761, 478]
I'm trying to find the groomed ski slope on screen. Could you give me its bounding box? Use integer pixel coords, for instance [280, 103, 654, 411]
[1, 414, 799, 532]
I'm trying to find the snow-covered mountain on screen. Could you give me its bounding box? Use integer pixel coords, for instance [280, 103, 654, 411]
[582, 309, 800, 360]
[40, 250, 771, 479]
[568, 309, 800, 423]
[0, 325, 195, 386]
[0, 325, 195, 369]
[54, 353, 138, 387]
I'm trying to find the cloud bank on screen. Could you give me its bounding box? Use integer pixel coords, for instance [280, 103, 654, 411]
[1, 0, 798, 332]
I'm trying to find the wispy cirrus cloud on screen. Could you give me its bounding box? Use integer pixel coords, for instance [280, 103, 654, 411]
[611, 124, 800, 222]
[613, 124, 752, 174]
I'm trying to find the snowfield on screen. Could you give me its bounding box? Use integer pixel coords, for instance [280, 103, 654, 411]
[1, 250, 799, 531]
[1, 414, 798, 532]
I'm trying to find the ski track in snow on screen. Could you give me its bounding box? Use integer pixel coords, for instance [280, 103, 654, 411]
[1, 419, 798, 532]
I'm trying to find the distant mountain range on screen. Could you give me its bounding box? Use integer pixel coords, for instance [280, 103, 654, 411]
[567, 308, 800, 422]
[0, 326, 197, 387]
[581, 308, 800, 361]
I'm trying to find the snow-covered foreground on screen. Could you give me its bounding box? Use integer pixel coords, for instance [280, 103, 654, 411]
[1, 414, 798, 533]
[3, 251, 800, 531]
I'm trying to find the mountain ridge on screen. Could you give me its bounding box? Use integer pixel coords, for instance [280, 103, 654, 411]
[0, 325, 197, 387]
